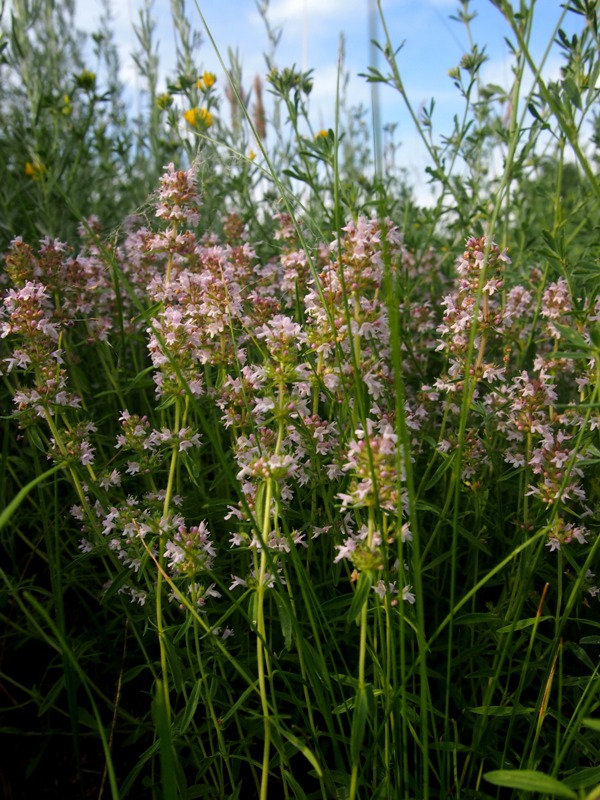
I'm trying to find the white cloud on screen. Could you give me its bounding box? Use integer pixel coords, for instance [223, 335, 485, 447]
[306, 61, 371, 122]
[481, 54, 565, 97]
[269, 0, 362, 25]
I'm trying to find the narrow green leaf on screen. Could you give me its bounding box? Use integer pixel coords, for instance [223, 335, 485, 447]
[0, 462, 65, 531]
[163, 637, 184, 694]
[278, 728, 323, 778]
[220, 684, 254, 724]
[424, 451, 455, 491]
[484, 769, 577, 798]
[541, 229, 559, 255]
[455, 613, 501, 626]
[153, 679, 178, 800]
[347, 572, 372, 625]
[497, 615, 552, 633]
[102, 568, 135, 602]
[528, 102, 543, 122]
[176, 680, 203, 735]
[469, 705, 534, 716]
[283, 770, 309, 799]
[567, 642, 595, 671]
[562, 76, 582, 109]
[282, 167, 311, 183]
[248, 592, 257, 627]
[551, 323, 591, 350]
[562, 766, 600, 789]
[274, 592, 293, 651]
[350, 686, 369, 765]
[583, 718, 600, 732]
[484, 83, 509, 98]
[584, 785, 600, 800]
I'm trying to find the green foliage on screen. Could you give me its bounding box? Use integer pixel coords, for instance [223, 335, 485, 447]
[1, 1, 600, 799]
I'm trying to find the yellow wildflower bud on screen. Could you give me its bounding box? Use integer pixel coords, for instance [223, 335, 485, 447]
[315, 129, 328, 139]
[157, 93, 174, 110]
[248, 149, 256, 161]
[24, 159, 46, 180]
[196, 71, 216, 92]
[76, 69, 96, 92]
[62, 94, 73, 116]
[202, 71, 216, 89]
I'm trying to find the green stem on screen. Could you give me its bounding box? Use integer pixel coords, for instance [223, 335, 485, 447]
[257, 476, 274, 800]
[155, 397, 183, 754]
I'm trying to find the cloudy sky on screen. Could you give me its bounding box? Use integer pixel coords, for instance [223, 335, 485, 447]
[76, 0, 579, 200]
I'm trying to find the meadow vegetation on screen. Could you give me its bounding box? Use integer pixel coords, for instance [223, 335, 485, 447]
[1, 1, 600, 798]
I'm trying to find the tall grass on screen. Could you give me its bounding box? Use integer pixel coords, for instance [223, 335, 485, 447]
[1, 1, 599, 799]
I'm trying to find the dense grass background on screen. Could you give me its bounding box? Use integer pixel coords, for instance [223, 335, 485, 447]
[1, 1, 600, 799]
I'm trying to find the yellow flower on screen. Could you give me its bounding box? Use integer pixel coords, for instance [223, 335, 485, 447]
[24, 159, 46, 180]
[184, 107, 213, 128]
[248, 149, 256, 161]
[196, 71, 216, 91]
[203, 71, 216, 88]
[184, 107, 201, 126]
[315, 129, 328, 139]
[200, 107, 214, 127]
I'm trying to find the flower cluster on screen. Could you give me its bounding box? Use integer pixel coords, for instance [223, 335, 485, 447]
[337, 420, 402, 512]
[1, 278, 83, 424]
[436, 235, 509, 387]
[164, 520, 215, 574]
[155, 162, 202, 227]
[3, 161, 597, 626]
[304, 218, 400, 403]
[489, 364, 593, 549]
[115, 410, 202, 475]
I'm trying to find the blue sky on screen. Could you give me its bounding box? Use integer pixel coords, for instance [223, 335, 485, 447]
[77, 1, 580, 200]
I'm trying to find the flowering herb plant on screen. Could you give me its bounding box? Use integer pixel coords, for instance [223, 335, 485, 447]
[1, 1, 599, 799]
